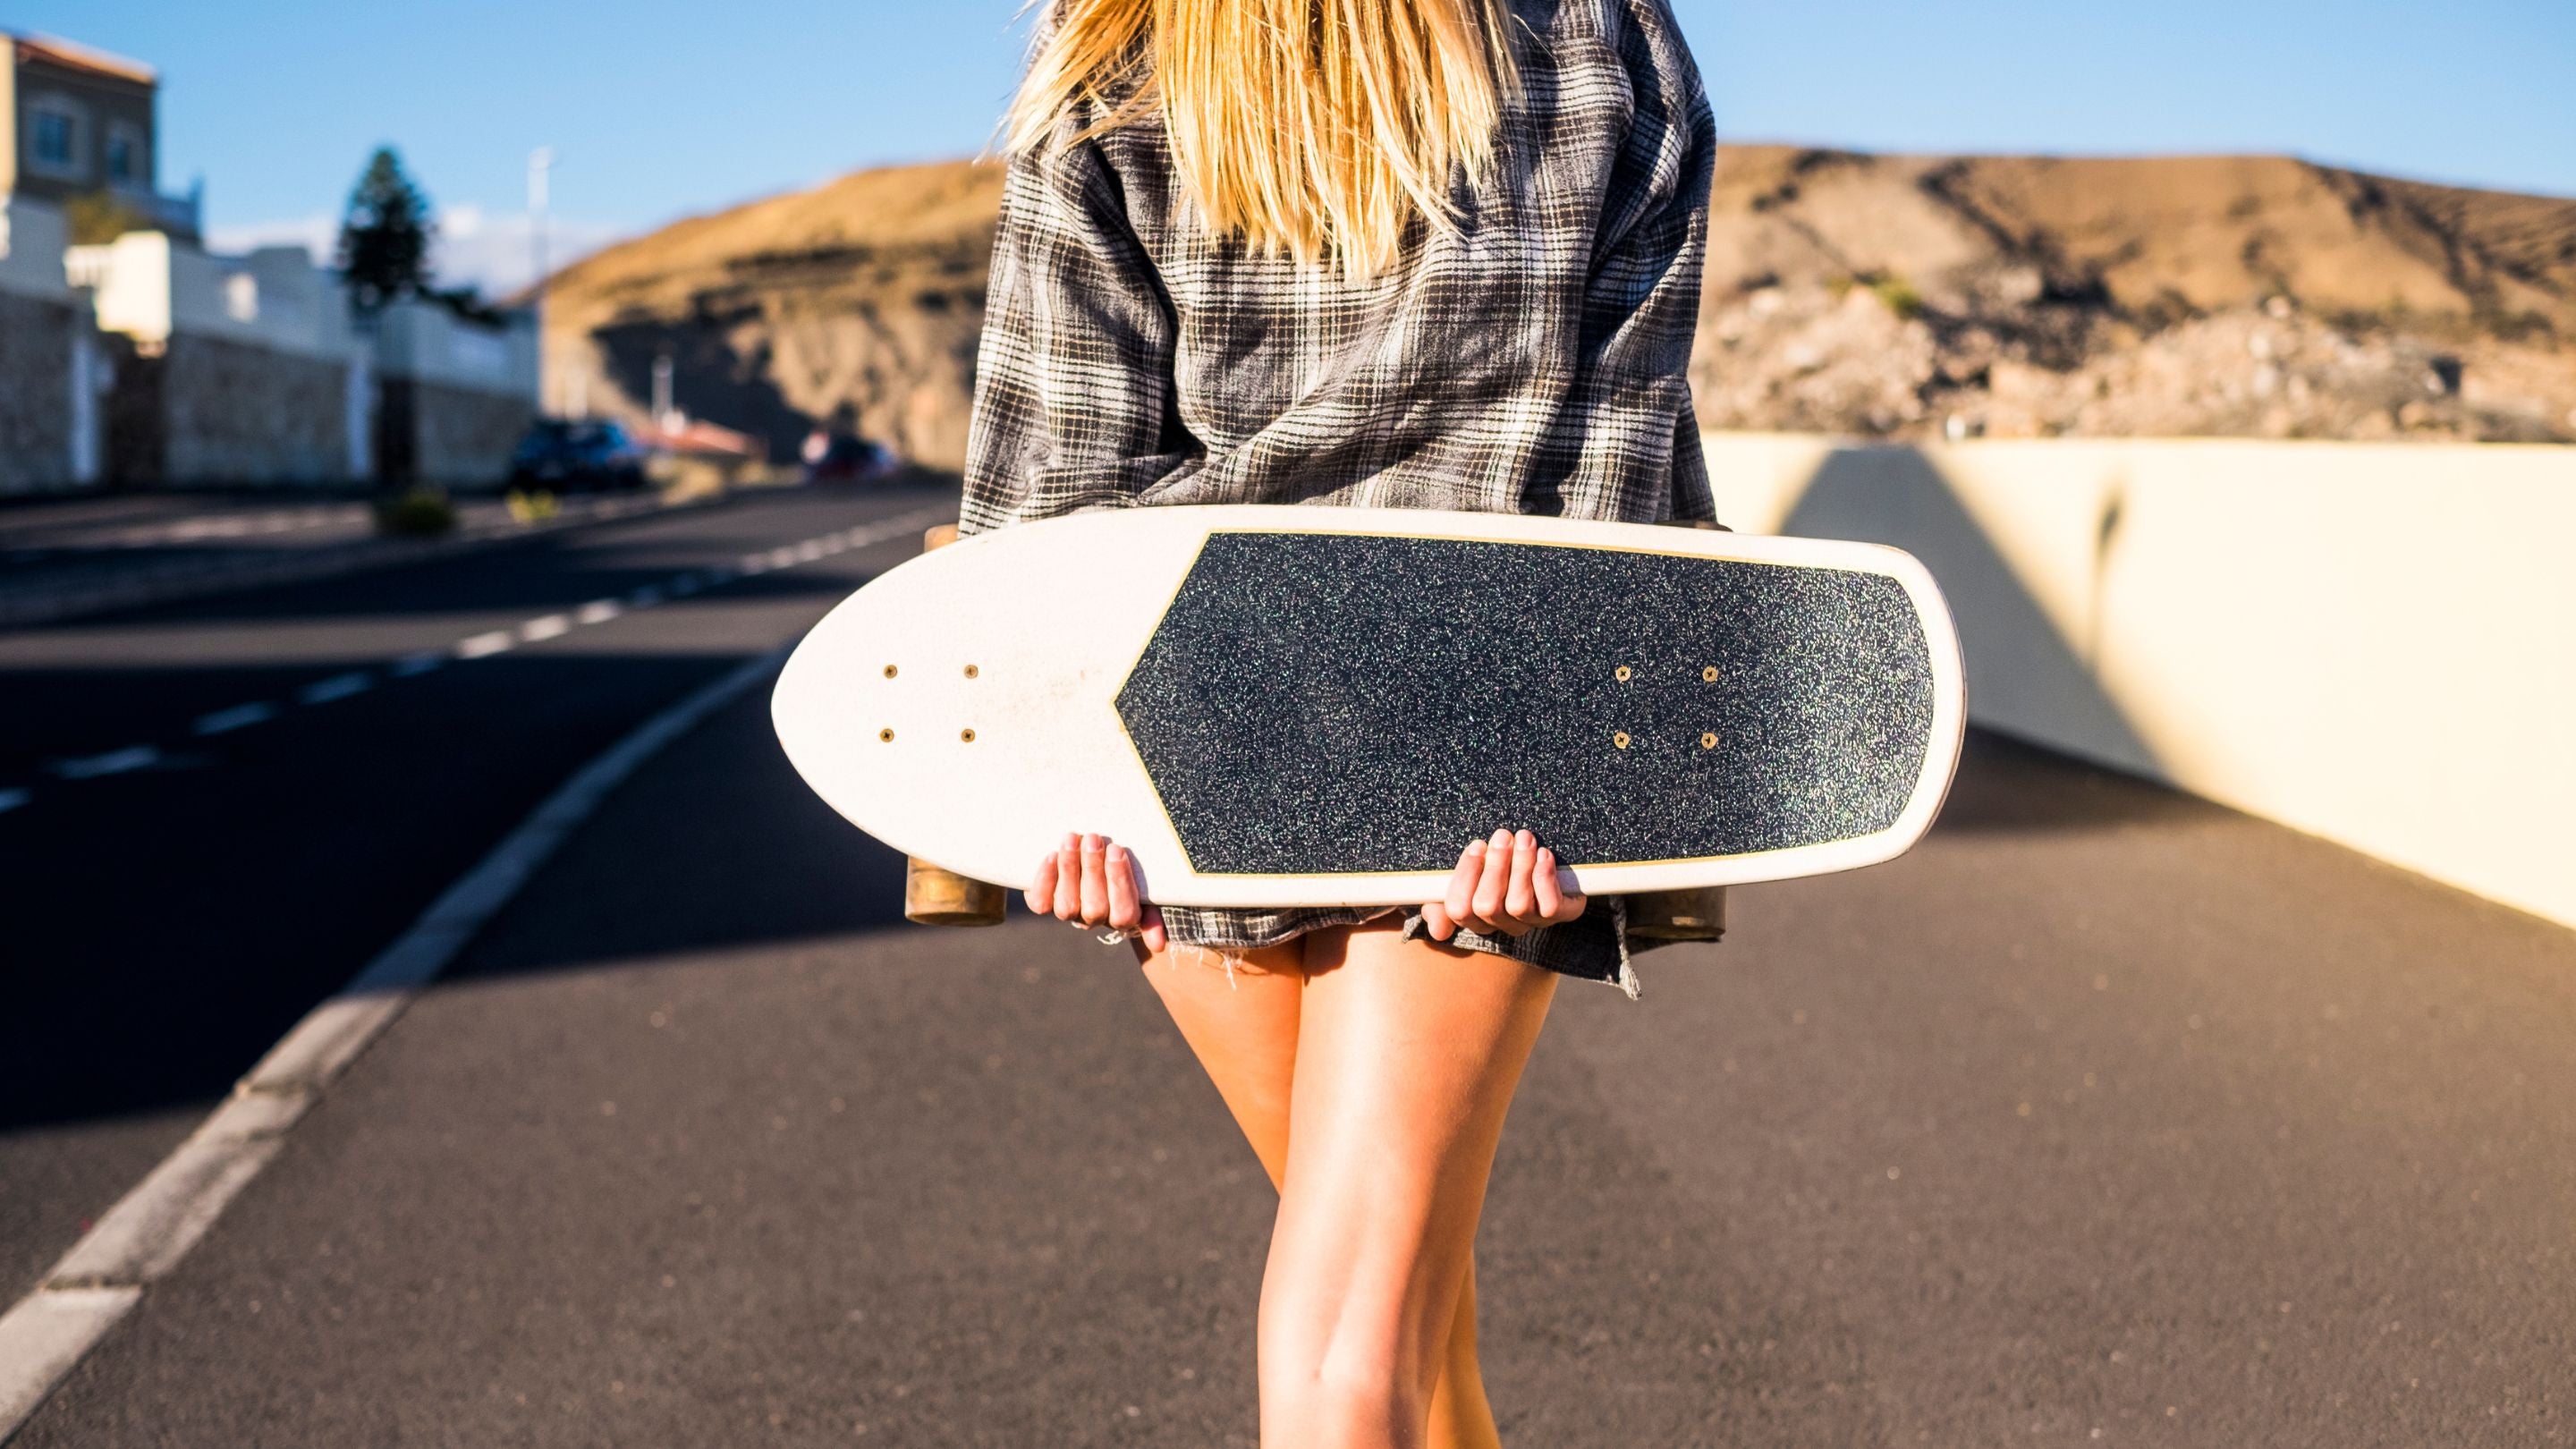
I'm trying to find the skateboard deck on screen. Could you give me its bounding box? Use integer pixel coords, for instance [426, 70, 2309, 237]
[773, 506, 1963, 909]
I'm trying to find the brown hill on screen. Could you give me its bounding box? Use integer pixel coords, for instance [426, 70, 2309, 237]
[541, 149, 2576, 465]
[542, 160, 1004, 470]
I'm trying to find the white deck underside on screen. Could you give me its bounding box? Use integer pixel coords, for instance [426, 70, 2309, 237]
[771, 506, 1965, 908]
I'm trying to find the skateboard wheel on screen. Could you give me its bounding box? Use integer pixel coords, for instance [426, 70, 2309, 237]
[1628, 885, 1728, 942]
[1614, 665, 1632, 682]
[1614, 731, 1631, 750]
[904, 859, 1005, 927]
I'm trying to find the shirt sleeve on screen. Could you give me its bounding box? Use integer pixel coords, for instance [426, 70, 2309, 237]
[958, 129, 1202, 536]
[1548, 0, 1717, 525]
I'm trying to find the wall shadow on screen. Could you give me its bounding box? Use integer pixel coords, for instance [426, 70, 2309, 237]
[593, 317, 814, 463]
[1778, 445, 2165, 827]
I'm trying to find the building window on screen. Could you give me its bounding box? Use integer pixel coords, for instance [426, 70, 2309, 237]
[225, 272, 260, 324]
[27, 98, 87, 180]
[106, 123, 147, 185]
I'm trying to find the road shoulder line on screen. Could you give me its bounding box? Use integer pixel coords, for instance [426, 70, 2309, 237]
[0, 644, 796, 1442]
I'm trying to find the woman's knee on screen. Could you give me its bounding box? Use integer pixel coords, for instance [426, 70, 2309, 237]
[1258, 1284, 1442, 1442]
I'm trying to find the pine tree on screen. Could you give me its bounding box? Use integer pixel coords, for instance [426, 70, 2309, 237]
[336, 147, 436, 313]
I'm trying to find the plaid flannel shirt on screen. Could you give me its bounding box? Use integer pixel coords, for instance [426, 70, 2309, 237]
[959, 0, 1718, 996]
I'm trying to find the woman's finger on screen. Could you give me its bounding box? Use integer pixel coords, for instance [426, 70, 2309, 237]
[1077, 834, 1111, 925]
[1531, 845, 1565, 920]
[1500, 829, 1539, 933]
[1027, 847, 1060, 917]
[1139, 903, 1169, 954]
[1051, 835, 1082, 920]
[1420, 900, 1456, 942]
[1467, 827, 1513, 931]
[1106, 843, 1141, 930]
[1442, 839, 1486, 934]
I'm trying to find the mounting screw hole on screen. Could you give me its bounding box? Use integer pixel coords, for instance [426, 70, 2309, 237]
[877, 728, 894, 742]
[1701, 665, 1719, 682]
[963, 664, 979, 679]
[1613, 731, 1631, 750]
[1700, 732, 1718, 750]
[882, 665, 898, 679]
[1614, 665, 1632, 682]
[960, 728, 977, 742]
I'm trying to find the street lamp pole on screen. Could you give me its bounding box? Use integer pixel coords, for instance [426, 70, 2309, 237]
[528, 146, 555, 413]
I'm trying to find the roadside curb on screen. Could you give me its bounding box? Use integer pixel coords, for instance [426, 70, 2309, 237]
[0, 489, 732, 631]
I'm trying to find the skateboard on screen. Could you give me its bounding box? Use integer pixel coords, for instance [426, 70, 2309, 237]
[772, 506, 1964, 909]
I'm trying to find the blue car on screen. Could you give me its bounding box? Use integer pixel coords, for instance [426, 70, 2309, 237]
[509, 419, 648, 491]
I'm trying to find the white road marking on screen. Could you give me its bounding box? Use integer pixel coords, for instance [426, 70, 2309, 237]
[0, 1287, 141, 1437]
[297, 673, 372, 706]
[22, 505, 945, 809]
[193, 703, 278, 736]
[0, 647, 803, 1436]
[51, 747, 160, 780]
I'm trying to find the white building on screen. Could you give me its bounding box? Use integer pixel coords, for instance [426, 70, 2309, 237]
[0, 193, 103, 492]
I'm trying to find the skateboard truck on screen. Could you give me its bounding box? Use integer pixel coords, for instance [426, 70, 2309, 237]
[902, 522, 1010, 927]
[1618, 517, 1734, 944]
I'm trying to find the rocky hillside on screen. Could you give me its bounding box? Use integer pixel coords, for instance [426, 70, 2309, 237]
[541, 149, 2576, 466]
[541, 161, 1004, 470]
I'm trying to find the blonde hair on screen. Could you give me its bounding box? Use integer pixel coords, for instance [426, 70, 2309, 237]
[1005, 0, 1521, 278]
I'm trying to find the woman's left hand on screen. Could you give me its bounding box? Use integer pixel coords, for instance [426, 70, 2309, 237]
[1420, 829, 1588, 941]
[1028, 832, 1170, 953]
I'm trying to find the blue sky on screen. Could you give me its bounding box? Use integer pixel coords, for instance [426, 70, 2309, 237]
[18, 1, 2572, 293]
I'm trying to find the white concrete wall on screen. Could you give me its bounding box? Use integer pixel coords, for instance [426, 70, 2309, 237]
[0, 194, 71, 299]
[371, 298, 538, 400]
[1703, 432, 2576, 929]
[71, 232, 360, 361]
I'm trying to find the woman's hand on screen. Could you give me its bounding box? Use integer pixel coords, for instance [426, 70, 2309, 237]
[1421, 828, 1588, 941]
[1028, 832, 1169, 953]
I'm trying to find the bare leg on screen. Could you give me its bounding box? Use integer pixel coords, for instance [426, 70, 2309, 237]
[1258, 919, 1556, 1449]
[1137, 936, 1511, 1449]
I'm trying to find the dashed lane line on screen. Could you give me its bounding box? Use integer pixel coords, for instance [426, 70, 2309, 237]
[192, 703, 278, 737]
[48, 747, 161, 781]
[296, 673, 374, 706]
[0, 507, 947, 820]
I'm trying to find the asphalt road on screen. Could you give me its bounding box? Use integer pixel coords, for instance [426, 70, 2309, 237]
[13, 614, 2572, 1442]
[0, 480, 953, 1306]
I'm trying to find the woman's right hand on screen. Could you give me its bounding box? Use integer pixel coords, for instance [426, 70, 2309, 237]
[1028, 832, 1169, 953]
[1421, 828, 1588, 941]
